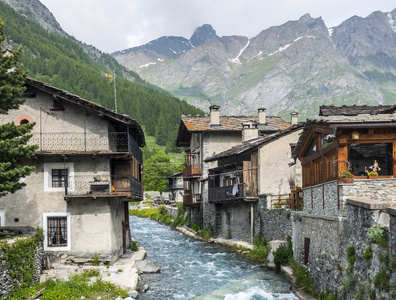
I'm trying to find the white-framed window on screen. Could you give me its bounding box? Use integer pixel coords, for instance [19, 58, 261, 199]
[44, 163, 74, 192]
[43, 212, 71, 251]
[0, 212, 4, 226]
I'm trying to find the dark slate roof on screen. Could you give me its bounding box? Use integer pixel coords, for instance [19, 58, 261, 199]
[205, 123, 304, 162]
[26, 76, 145, 146]
[319, 104, 396, 116]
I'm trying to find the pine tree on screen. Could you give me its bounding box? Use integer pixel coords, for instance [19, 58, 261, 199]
[0, 19, 38, 196]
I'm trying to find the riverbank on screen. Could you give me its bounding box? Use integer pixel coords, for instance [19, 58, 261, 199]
[40, 247, 147, 299]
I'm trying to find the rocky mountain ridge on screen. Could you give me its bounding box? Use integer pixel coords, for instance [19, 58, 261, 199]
[113, 10, 396, 119]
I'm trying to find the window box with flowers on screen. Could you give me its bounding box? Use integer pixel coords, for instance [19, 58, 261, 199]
[339, 169, 355, 183]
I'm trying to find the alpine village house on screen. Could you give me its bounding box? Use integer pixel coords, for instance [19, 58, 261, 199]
[292, 104, 396, 296]
[176, 105, 302, 242]
[0, 77, 145, 261]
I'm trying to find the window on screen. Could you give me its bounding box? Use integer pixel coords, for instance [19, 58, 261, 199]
[52, 169, 68, 187]
[47, 217, 68, 247]
[349, 143, 393, 176]
[44, 163, 74, 192]
[43, 212, 71, 251]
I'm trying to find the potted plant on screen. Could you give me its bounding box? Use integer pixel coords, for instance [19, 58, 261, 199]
[365, 160, 381, 179]
[339, 169, 355, 183]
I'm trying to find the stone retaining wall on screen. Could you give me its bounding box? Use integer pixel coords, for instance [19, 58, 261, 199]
[0, 227, 45, 299]
[258, 195, 292, 242]
[293, 198, 396, 298]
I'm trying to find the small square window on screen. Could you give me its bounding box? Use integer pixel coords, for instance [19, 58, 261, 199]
[52, 169, 68, 188]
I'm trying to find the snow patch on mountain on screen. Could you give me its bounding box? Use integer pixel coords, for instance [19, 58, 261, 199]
[387, 12, 396, 32]
[230, 41, 250, 64]
[267, 35, 316, 56]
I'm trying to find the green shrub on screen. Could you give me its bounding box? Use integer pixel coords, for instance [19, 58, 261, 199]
[346, 246, 355, 265]
[362, 247, 373, 262]
[130, 240, 139, 251]
[248, 236, 269, 262]
[379, 251, 390, 266]
[273, 239, 293, 268]
[284, 210, 291, 219]
[92, 253, 100, 266]
[201, 225, 214, 240]
[342, 268, 356, 291]
[367, 225, 389, 247]
[291, 261, 315, 295]
[190, 224, 200, 232]
[1, 228, 43, 286]
[373, 267, 389, 291]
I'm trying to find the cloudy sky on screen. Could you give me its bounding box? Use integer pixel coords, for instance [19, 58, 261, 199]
[39, 0, 396, 54]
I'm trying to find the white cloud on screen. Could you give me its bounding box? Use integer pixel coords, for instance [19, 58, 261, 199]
[39, 0, 396, 53]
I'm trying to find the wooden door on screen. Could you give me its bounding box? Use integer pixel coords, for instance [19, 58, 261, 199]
[113, 161, 131, 193]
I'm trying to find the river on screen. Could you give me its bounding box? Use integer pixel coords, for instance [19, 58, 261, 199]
[129, 215, 298, 300]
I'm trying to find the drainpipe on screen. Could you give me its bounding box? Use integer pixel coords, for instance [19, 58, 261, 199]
[84, 109, 86, 152]
[251, 203, 254, 244]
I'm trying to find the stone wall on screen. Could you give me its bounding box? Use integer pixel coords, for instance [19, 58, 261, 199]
[293, 198, 396, 298]
[302, 180, 341, 217]
[387, 206, 396, 258]
[202, 195, 292, 244]
[0, 227, 45, 299]
[340, 178, 396, 202]
[258, 195, 292, 241]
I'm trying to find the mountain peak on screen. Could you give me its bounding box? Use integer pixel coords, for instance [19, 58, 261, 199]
[190, 24, 219, 47]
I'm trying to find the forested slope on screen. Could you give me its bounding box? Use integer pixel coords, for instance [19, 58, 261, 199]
[0, 1, 203, 151]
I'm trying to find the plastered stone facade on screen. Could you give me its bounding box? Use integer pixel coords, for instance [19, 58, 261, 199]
[0, 86, 132, 261]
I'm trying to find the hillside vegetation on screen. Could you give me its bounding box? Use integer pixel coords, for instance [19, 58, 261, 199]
[0, 1, 203, 152]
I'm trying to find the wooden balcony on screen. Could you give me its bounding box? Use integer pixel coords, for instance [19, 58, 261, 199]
[64, 174, 142, 200]
[183, 193, 202, 206]
[28, 132, 142, 161]
[183, 164, 201, 178]
[208, 184, 246, 203]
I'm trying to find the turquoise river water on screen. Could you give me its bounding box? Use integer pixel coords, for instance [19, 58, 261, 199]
[130, 215, 299, 300]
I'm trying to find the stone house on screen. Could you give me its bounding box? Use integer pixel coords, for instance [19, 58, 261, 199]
[167, 171, 184, 202]
[175, 105, 293, 228]
[293, 104, 396, 297]
[0, 77, 145, 261]
[205, 123, 303, 243]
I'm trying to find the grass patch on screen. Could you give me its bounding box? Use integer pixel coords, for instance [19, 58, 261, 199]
[8, 269, 129, 300]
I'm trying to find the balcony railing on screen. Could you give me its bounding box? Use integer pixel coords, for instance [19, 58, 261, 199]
[65, 174, 142, 198]
[28, 132, 142, 160]
[208, 184, 245, 203]
[168, 182, 184, 190]
[183, 193, 202, 206]
[183, 164, 201, 178]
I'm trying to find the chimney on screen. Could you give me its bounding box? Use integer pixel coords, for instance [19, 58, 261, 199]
[209, 105, 220, 126]
[290, 111, 298, 125]
[258, 107, 266, 124]
[242, 121, 259, 142]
